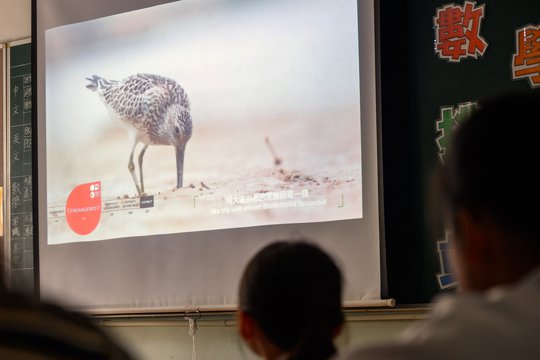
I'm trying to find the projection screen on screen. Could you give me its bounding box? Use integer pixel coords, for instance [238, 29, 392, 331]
[35, 0, 385, 314]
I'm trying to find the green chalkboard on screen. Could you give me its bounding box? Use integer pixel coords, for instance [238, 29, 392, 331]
[7, 40, 34, 295]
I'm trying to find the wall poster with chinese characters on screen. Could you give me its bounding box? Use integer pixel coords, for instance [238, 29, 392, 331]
[378, 0, 540, 304]
[6, 39, 34, 295]
[383, 0, 540, 303]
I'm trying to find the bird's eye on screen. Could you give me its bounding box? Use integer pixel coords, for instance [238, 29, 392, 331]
[175, 126, 180, 134]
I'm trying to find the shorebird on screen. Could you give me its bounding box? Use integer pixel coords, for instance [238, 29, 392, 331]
[86, 73, 192, 196]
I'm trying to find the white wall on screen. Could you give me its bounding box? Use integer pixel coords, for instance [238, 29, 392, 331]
[0, 2, 419, 359]
[101, 313, 420, 360]
[0, 0, 31, 43]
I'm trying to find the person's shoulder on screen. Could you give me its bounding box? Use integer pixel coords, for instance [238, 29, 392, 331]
[0, 293, 133, 359]
[344, 273, 540, 360]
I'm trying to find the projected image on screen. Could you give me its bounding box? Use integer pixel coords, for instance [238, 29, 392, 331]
[45, 0, 363, 244]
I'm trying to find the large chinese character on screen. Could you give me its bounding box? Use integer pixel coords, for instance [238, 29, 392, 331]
[23, 86, 32, 99]
[11, 195, 21, 210]
[12, 226, 21, 238]
[23, 100, 32, 111]
[12, 215, 20, 227]
[435, 102, 477, 163]
[436, 231, 457, 290]
[12, 181, 22, 195]
[23, 74, 31, 86]
[24, 224, 33, 237]
[434, 1, 488, 62]
[13, 132, 21, 145]
[23, 138, 32, 151]
[23, 185, 32, 201]
[512, 25, 540, 88]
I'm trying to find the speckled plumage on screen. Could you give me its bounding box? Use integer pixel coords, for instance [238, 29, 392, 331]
[86, 73, 193, 195]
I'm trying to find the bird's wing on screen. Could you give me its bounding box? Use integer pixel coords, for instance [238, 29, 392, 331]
[103, 74, 189, 121]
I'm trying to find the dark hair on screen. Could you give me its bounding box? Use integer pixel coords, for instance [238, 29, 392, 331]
[239, 240, 344, 360]
[440, 89, 540, 248]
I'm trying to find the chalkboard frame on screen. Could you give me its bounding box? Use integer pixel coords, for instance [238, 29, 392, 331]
[1, 43, 4, 285]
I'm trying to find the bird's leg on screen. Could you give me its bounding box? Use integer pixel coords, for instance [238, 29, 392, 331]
[138, 144, 149, 195]
[128, 140, 142, 196]
[175, 144, 187, 189]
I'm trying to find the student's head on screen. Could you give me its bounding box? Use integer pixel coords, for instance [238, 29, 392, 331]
[439, 90, 540, 291]
[238, 240, 344, 360]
